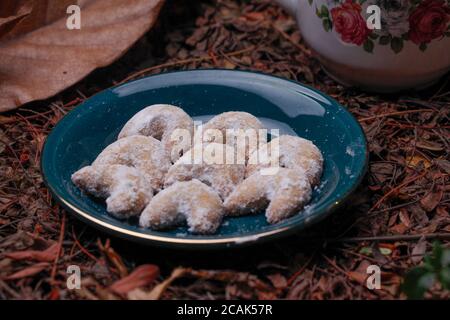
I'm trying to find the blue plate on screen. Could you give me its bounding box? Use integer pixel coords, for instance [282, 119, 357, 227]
[41, 70, 368, 249]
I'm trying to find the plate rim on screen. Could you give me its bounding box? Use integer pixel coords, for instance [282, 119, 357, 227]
[40, 68, 369, 249]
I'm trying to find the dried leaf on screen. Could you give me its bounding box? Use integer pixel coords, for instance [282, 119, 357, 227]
[347, 271, 367, 286]
[128, 267, 187, 300]
[399, 209, 411, 228]
[0, 0, 165, 111]
[48, 288, 60, 300]
[436, 206, 448, 217]
[5, 243, 60, 262]
[185, 27, 209, 46]
[110, 264, 159, 295]
[406, 155, 431, 169]
[0, 1, 74, 41]
[98, 240, 128, 277]
[266, 273, 287, 289]
[223, 60, 236, 69]
[347, 260, 371, 285]
[0, 115, 15, 124]
[416, 140, 443, 152]
[420, 189, 443, 212]
[5, 262, 49, 280]
[0, 2, 33, 39]
[435, 159, 450, 175]
[243, 12, 265, 21]
[390, 222, 408, 234]
[411, 237, 427, 264]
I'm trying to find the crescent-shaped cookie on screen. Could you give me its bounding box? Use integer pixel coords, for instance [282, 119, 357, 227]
[247, 135, 323, 186]
[224, 168, 312, 224]
[72, 165, 152, 219]
[195, 111, 264, 161]
[164, 143, 245, 199]
[118, 104, 194, 162]
[92, 135, 171, 191]
[139, 180, 224, 234]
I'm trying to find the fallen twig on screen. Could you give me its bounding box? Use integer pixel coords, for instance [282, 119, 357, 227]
[358, 109, 436, 122]
[332, 233, 450, 243]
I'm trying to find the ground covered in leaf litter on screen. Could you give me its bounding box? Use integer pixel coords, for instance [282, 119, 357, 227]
[0, 0, 449, 300]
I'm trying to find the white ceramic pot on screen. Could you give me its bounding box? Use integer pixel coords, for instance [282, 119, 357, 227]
[276, 0, 450, 92]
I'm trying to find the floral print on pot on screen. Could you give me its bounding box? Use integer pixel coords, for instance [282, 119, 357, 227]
[275, 0, 450, 92]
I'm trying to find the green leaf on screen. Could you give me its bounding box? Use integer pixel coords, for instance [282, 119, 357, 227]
[360, 246, 392, 256]
[369, 33, 379, 40]
[401, 33, 409, 40]
[379, 35, 391, 45]
[360, 247, 373, 256]
[316, 6, 321, 17]
[391, 37, 403, 54]
[422, 241, 443, 271]
[441, 248, 450, 267]
[445, 32, 450, 37]
[320, 5, 329, 18]
[322, 19, 332, 32]
[402, 267, 435, 299]
[419, 43, 427, 52]
[363, 39, 374, 53]
[308, 0, 313, 5]
[405, 243, 450, 298]
[439, 268, 450, 290]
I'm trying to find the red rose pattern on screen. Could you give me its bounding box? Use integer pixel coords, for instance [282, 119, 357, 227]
[331, 0, 372, 45]
[316, 0, 450, 52]
[408, 0, 450, 45]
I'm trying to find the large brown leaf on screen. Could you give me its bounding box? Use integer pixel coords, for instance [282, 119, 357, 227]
[0, 0, 73, 41]
[0, 0, 165, 112]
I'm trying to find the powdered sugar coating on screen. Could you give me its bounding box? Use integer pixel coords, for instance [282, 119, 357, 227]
[118, 104, 194, 162]
[139, 180, 224, 234]
[224, 168, 312, 224]
[164, 143, 246, 199]
[71, 165, 152, 219]
[92, 135, 171, 191]
[71, 108, 324, 231]
[247, 135, 323, 186]
[195, 111, 263, 160]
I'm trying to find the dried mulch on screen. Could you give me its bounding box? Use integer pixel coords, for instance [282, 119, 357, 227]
[0, 0, 449, 299]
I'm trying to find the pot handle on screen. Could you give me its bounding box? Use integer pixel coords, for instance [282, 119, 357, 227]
[276, 0, 298, 16]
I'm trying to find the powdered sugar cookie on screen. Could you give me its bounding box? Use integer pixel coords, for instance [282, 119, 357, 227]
[247, 135, 323, 186]
[164, 143, 246, 199]
[195, 111, 264, 161]
[140, 180, 224, 234]
[224, 168, 312, 224]
[72, 165, 152, 219]
[118, 104, 194, 162]
[92, 135, 171, 191]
